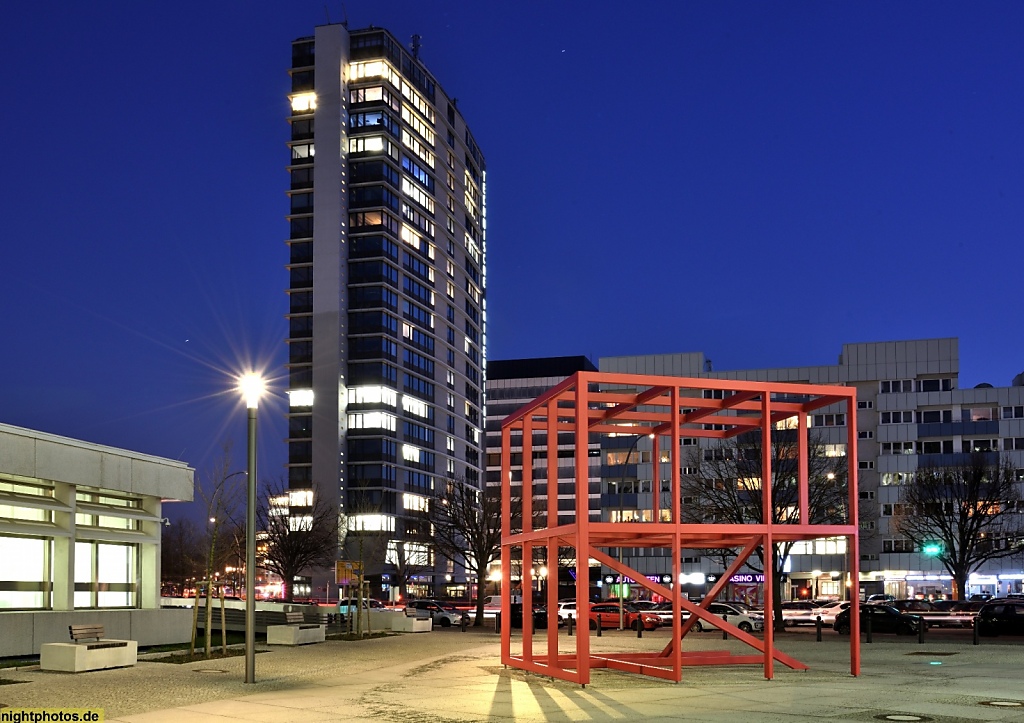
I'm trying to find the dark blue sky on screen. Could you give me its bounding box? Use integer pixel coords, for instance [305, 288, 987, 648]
[2, 1, 1022, 499]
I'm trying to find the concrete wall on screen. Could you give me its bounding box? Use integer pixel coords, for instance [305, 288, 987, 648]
[1, 608, 193, 657]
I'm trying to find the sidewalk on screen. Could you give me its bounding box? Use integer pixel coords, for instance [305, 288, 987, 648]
[2, 627, 1023, 722]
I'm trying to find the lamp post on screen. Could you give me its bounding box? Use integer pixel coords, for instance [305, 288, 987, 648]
[239, 372, 264, 684]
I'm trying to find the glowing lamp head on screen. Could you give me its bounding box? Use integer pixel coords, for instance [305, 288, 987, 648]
[239, 373, 265, 409]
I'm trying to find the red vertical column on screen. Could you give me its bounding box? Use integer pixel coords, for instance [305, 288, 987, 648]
[671, 386, 682, 681]
[575, 376, 591, 685]
[500, 424, 512, 664]
[761, 393, 774, 680]
[522, 414, 533, 663]
[547, 399, 559, 669]
[847, 391, 860, 676]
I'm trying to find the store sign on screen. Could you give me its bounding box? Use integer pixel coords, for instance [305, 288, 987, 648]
[729, 573, 765, 584]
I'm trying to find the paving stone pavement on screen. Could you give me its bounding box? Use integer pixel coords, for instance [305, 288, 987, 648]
[2, 627, 1024, 722]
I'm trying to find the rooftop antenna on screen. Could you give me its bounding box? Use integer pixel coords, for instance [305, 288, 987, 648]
[411, 33, 421, 60]
[704, 358, 713, 372]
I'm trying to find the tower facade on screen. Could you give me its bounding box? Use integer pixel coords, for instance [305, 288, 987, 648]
[286, 25, 486, 598]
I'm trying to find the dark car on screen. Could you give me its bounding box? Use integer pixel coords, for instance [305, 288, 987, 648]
[834, 604, 921, 635]
[506, 603, 559, 629]
[976, 601, 1024, 637]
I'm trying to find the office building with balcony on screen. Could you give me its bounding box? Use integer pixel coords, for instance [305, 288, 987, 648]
[285, 24, 487, 599]
[596, 338, 1024, 601]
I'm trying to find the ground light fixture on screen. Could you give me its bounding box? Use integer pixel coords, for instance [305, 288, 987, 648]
[237, 372, 264, 684]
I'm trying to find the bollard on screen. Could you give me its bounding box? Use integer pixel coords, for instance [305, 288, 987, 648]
[461, 614, 468, 633]
[495, 612, 500, 634]
[917, 617, 925, 644]
[597, 620, 602, 637]
[973, 618, 980, 646]
[567, 614, 574, 636]
[637, 620, 643, 639]
[816, 615, 822, 642]
[865, 610, 872, 643]
[722, 614, 728, 640]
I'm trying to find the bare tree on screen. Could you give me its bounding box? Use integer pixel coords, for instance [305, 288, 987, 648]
[160, 517, 203, 595]
[893, 453, 1024, 600]
[430, 476, 504, 625]
[258, 482, 339, 602]
[680, 429, 852, 630]
[194, 447, 245, 656]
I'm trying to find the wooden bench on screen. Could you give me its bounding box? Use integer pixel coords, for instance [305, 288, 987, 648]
[40, 624, 138, 672]
[267, 610, 326, 645]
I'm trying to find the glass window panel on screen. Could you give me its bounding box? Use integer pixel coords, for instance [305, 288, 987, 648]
[1, 536, 46, 581]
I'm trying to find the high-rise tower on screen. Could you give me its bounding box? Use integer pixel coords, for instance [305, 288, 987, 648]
[285, 25, 487, 599]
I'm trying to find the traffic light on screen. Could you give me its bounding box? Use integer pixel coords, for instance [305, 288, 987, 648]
[922, 541, 943, 557]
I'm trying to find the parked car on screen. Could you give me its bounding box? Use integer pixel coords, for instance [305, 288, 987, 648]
[506, 603, 559, 629]
[649, 601, 692, 626]
[588, 603, 661, 631]
[975, 601, 1024, 637]
[556, 601, 580, 621]
[338, 597, 386, 614]
[688, 602, 765, 633]
[405, 599, 469, 627]
[780, 601, 819, 627]
[887, 599, 975, 628]
[834, 604, 921, 635]
[865, 593, 896, 604]
[809, 601, 851, 625]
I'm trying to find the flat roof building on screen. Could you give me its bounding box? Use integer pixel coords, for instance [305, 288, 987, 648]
[285, 25, 486, 598]
[0, 422, 194, 656]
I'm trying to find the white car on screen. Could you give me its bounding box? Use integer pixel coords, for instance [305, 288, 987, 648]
[689, 601, 765, 633]
[809, 601, 851, 625]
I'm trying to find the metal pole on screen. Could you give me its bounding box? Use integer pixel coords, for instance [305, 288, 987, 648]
[245, 406, 257, 684]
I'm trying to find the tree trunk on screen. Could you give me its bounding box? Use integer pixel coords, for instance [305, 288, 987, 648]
[953, 571, 968, 601]
[474, 570, 486, 626]
[772, 570, 786, 632]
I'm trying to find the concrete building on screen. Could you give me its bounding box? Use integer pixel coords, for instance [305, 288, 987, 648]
[0, 423, 194, 656]
[285, 25, 486, 599]
[485, 357, 601, 598]
[597, 338, 1024, 601]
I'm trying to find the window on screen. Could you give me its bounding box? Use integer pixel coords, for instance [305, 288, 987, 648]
[1003, 406, 1024, 419]
[963, 439, 998, 453]
[881, 472, 914, 486]
[348, 412, 397, 431]
[1004, 438, 1024, 451]
[881, 442, 914, 455]
[75, 542, 137, 608]
[882, 539, 916, 553]
[880, 411, 913, 424]
[879, 380, 912, 394]
[858, 431, 874, 439]
[0, 536, 50, 609]
[857, 400, 874, 409]
[917, 440, 953, 454]
[811, 413, 845, 427]
[964, 407, 997, 422]
[917, 409, 953, 424]
[916, 378, 954, 392]
[859, 460, 875, 469]
[402, 130, 435, 169]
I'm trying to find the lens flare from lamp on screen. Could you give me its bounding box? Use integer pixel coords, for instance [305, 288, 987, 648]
[238, 373, 265, 409]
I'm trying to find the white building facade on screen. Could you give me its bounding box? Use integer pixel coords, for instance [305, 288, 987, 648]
[0, 422, 194, 656]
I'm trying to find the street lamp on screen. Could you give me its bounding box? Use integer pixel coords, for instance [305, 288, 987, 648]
[238, 372, 264, 684]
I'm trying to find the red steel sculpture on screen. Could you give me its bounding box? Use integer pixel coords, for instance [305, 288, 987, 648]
[499, 371, 861, 685]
